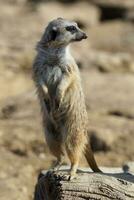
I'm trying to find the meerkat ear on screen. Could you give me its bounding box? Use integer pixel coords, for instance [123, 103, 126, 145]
[49, 27, 58, 41]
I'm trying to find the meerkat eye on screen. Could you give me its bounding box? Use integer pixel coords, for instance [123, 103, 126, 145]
[66, 26, 77, 33]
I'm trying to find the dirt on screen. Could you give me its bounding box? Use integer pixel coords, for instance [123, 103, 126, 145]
[0, 1, 134, 200]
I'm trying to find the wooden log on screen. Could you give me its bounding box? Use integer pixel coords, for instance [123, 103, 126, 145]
[34, 166, 134, 200]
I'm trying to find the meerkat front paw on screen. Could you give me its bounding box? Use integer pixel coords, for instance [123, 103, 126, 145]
[39, 80, 49, 96]
[55, 89, 64, 105]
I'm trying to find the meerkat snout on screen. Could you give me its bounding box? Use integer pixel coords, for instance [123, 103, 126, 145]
[38, 18, 88, 48]
[82, 33, 88, 39]
[74, 31, 88, 41]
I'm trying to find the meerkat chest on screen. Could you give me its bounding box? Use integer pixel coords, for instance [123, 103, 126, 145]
[39, 65, 62, 96]
[45, 66, 62, 86]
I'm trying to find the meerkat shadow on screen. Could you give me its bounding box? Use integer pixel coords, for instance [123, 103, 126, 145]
[104, 172, 134, 184]
[57, 166, 134, 184]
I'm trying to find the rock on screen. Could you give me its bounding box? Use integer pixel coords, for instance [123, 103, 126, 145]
[72, 22, 134, 71]
[38, 2, 100, 28]
[0, 103, 17, 119]
[82, 71, 134, 117]
[34, 167, 134, 200]
[88, 51, 134, 73]
[89, 128, 115, 151]
[2, 0, 27, 4]
[125, 8, 134, 22]
[0, 1, 134, 200]
[82, 71, 134, 153]
[88, 21, 134, 53]
[8, 140, 28, 157]
[91, 0, 134, 21]
[91, 0, 134, 8]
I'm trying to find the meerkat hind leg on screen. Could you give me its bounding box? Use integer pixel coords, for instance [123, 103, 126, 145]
[69, 162, 79, 181]
[66, 149, 80, 181]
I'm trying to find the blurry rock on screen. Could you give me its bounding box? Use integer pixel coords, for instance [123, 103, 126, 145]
[38, 2, 100, 28]
[17, 50, 35, 72]
[30, 140, 47, 156]
[89, 21, 134, 53]
[91, 0, 134, 8]
[9, 140, 28, 157]
[89, 51, 134, 73]
[72, 49, 134, 73]
[125, 9, 134, 22]
[20, 164, 35, 177]
[82, 71, 134, 153]
[72, 22, 134, 71]
[108, 110, 134, 120]
[28, 0, 78, 3]
[0, 130, 3, 137]
[82, 71, 134, 118]
[3, 0, 26, 4]
[89, 128, 115, 151]
[0, 1, 134, 200]
[0, 103, 17, 119]
[91, 0, 134, 21]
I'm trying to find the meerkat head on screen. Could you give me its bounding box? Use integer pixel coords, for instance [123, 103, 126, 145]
[39, 18, 87, 48]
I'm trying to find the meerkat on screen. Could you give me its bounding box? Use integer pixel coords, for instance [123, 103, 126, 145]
[33, 18, 101, 180]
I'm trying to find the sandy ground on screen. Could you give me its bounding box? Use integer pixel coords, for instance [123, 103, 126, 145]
[0, 1, 134, 200]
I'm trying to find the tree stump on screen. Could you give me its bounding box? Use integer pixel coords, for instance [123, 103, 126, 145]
[34, 166, 134, 200]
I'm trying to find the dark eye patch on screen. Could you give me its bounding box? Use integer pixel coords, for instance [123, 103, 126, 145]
[50, 29, 58, 41]
[66, 26, 77, 33]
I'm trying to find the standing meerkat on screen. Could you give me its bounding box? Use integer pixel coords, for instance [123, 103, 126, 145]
[33, 18, 101, 180]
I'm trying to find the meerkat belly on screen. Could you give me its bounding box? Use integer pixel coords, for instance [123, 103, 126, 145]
[39, 66, 62, 114]
[57, 84, 88, 135]
[45, 66, 62, 97]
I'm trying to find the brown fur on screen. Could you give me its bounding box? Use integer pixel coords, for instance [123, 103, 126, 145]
[32, 18, 101, 180]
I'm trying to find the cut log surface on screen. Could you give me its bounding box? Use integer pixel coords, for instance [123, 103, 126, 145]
[34, 165, 134, 200]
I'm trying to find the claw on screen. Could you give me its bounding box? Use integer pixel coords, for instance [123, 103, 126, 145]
[61, 174, 70, 181]
[68, 174, 77, 181]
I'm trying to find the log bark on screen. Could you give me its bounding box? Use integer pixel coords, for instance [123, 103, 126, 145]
[34, 166, 134, 200]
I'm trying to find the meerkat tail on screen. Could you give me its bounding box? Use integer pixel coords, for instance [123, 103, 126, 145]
[84, 144, 102, 173]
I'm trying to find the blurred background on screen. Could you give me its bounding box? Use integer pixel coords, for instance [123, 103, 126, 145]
[0, 0, 134, 199]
